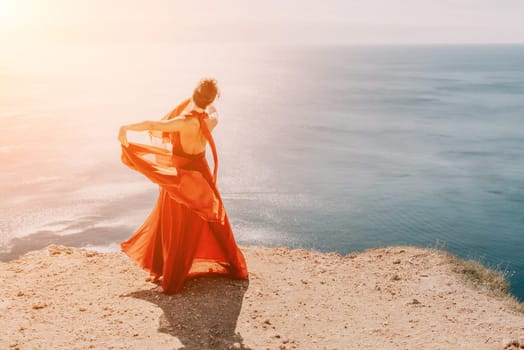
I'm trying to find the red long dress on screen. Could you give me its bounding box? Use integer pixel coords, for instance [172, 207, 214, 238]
[119, 104, 248, 294]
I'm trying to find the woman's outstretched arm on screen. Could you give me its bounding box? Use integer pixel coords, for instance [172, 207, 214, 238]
[118, 116, 198, 147]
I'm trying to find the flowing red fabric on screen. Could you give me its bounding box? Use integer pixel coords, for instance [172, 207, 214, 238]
[120, 102, 248, 294]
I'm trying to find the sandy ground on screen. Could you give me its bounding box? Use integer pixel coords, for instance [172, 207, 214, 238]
[0, 244, 523, 350]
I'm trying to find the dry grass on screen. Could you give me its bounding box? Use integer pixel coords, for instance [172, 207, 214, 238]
[430, 240, 524, 314]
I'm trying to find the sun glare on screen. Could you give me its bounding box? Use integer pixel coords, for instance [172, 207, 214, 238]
[0, 0, 40, 50]
[0, 0, 18, 24]
[0, 0, 34, 28]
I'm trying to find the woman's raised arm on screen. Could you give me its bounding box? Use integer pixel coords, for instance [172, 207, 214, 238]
[118, 116, 198, 147]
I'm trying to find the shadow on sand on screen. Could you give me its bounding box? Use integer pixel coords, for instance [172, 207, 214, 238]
[127, 276, 250, 350]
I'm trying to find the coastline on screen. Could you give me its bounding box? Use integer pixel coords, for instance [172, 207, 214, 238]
[1, 244, 523, 349]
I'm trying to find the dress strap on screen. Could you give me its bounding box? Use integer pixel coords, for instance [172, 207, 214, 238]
[193, 111, 218, 184]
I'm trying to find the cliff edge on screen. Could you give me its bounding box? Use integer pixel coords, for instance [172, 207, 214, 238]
[0, 245, 523, 349]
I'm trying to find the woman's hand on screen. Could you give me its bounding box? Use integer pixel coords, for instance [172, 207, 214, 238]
[207, 104, 218, 118]
[118, 126, 129, 147]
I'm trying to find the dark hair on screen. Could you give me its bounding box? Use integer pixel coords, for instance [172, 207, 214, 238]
[192, 78, 219, 109]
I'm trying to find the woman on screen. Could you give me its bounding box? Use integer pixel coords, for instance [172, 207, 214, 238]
[117, 78, 248, 294]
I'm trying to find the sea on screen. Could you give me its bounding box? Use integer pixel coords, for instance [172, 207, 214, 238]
[0, 43, 523, 301]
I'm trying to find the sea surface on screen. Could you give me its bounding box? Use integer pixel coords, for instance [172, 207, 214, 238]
[1, 43, 523, 300]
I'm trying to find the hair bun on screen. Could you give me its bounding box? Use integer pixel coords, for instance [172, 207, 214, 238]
[193, 78, 220, 109]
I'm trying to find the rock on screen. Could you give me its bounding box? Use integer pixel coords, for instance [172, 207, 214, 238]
[32, 303, 47, 310]
[503, 339, 522, 349]
[391, 274, 401, 281]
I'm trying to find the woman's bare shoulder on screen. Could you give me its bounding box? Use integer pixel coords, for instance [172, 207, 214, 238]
[163, 114, 199, 133]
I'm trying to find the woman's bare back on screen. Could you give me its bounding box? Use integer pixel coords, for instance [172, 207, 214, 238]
[177, 115, 218, 155]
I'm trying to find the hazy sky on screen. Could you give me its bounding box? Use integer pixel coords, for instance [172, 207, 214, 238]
[1, 0, 524, 45]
